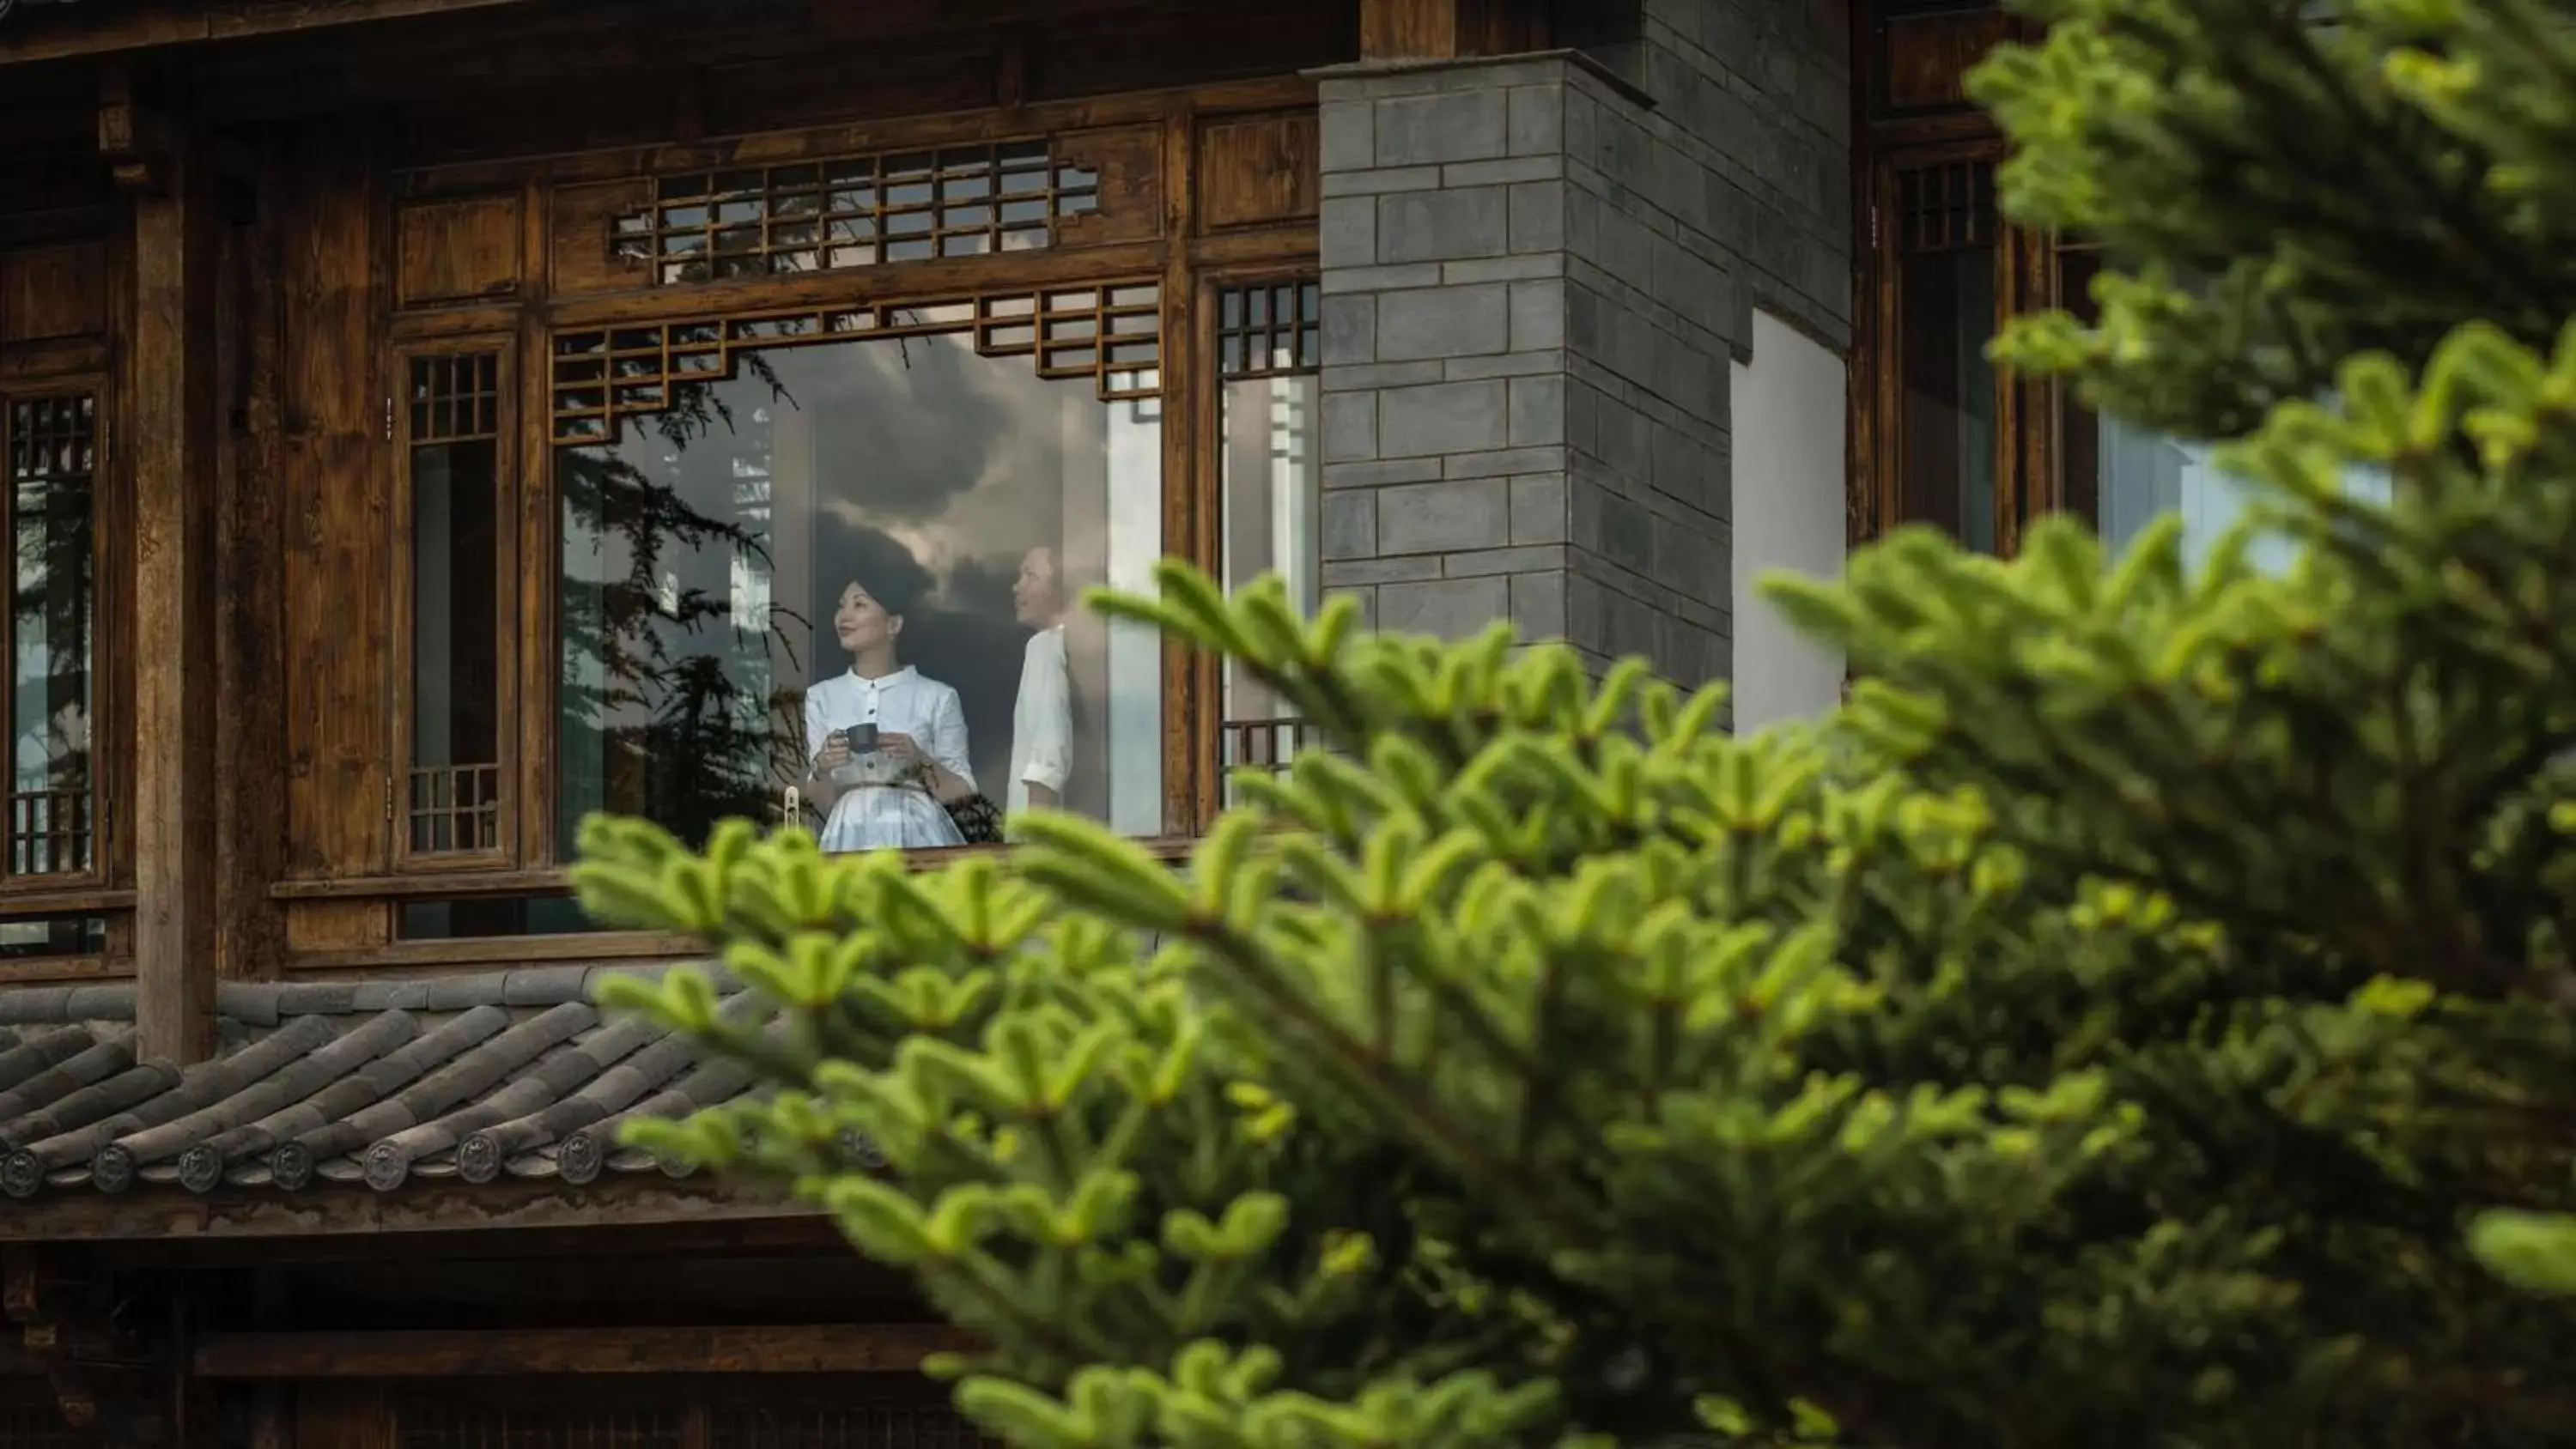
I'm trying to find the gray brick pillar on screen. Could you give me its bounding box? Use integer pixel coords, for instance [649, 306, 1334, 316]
[1315, 0, 1850, 688]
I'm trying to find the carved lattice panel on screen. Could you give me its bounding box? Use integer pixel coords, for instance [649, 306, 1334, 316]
[1895, 161, 1995, 254]
[1215, 278, 1320, 380]
[411, 353, 501, 442]
[614, 141, 1102, 285]
[550, 284, 1162, 441]
[410, 763, 501, 854]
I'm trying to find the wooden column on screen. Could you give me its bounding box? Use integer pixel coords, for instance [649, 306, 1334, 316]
[215, 141, 288, 984]
[124, 92, 221, 1063]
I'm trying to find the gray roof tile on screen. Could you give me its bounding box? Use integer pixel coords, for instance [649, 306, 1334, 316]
[0, 967, 769, 1198]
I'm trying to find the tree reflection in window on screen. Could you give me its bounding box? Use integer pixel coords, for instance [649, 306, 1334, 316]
[555, 331, 1167, 855]
[3, 395, 94, 877]
[557, 354, 798, 853]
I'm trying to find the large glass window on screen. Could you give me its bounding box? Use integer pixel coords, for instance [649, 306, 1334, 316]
[405, 353, 507, 858]
[2, 393, 95, 879]
[1215, 279, 1321, 797]
[1893, 161, 2000, 554]
[550, 291, 1166, 854]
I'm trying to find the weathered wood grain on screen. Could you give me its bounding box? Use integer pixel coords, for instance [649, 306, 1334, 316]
[132, 135, 222, 1062]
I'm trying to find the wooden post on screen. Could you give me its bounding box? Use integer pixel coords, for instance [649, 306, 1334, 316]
[125, 95, 221, 1064]
[214, 141, 288, 984]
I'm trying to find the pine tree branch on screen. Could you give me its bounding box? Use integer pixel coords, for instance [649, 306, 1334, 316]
[1182, 914, 1600, 1240]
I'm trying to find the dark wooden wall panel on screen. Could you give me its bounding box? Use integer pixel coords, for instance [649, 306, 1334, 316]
[281, 130, 392, 881]
[1879, 8, 2011, 117]
[295, 1384, 389, 1449]
[1059, 124, 1166, 247]
[0, 241, 108, 343]
[702, 47, 998, 136]
[1196, 112, 1319, 232]
[396, 196, 523, 307]
[1027, 0, 1355, 100]
[544, 182, 647, 303]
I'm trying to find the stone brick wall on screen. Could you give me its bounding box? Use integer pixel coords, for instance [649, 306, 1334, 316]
[1315, 0, 1851, 688]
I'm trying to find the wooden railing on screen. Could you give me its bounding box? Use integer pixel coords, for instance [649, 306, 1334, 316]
[1218, 715, 1314, 806]
[410, 762, 502, 855]
[6, 787, 89, 876]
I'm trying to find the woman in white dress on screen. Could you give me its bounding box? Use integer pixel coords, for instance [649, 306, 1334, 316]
[801, 576, 978, 852]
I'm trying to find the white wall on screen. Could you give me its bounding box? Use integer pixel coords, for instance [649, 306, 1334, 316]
[1728, 310, 1848, 731]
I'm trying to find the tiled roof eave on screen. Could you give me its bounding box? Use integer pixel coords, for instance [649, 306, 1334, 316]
[0, 963, 774, 1201]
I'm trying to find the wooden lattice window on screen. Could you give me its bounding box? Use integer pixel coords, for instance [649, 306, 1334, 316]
[1214, 279, 1321, 797]
[399, 348, 510, 860]
[550, 285, 1162, 443]
[1880, 155, 2005, 554]
[0, 392, 98, 881]
[1215, 277, 1321, 379]
[613, 141, 1102, 285]
[550, 277, 1175, 856]
[1895, 160, 1996, 255]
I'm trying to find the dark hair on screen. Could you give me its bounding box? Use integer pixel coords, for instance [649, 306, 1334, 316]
[813, 521, 933, 638]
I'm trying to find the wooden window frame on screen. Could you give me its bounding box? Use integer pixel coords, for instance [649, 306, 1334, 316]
[1855, 141, 2094, 558]
[387, 338, 520, 875]
[1852, 1, 2104, 560]
[0, 374, 119, 901]
[527, 278, 1175, 865]
[1202, 270, 1321, 824]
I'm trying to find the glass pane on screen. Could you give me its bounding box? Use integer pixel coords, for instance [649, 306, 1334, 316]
[398, 895, 592, 940]
[5, 395, 94, 877]
[2057, 251, 2391, 572]
[0, 913, 105, 958]
[556, 335, 1165, 855]
[1218, 373, 1319, 798]
[410, 358, 503, 856]
[1899, 247, 1998, 553]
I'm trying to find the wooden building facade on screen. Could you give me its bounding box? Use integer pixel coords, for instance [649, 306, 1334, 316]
[0, 0, 2144, 1441]
[1, 1, 1367, 1442]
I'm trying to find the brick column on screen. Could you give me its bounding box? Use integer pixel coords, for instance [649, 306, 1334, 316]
[1316, 0, 1850, 687]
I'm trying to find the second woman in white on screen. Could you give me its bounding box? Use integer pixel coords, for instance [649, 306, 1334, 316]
[803, 577, 977, 852]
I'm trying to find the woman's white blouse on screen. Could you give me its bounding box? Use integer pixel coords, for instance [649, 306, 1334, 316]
[804, 666, 975, 851]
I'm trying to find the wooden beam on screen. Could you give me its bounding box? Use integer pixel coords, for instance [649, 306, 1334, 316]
[811, 0, 1161, 43]
[96, 62, 175, 193]
[0, 0, 538, 67]
[193, 1324, 975, 1378]
[92, 1212, 850, 1270]
[0, 1174, 812, 1242]
[131, 121, 221, 1065]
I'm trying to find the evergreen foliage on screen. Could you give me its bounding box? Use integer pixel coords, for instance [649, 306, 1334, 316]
[574, 0, 2576, 1443]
